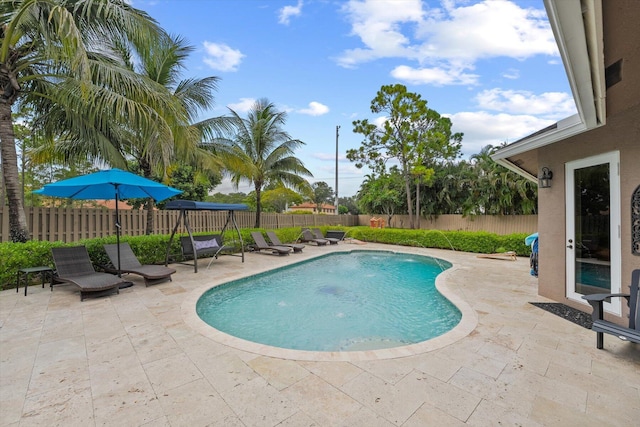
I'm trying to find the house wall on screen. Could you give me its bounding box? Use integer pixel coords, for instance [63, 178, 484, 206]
[602, 0, 640, 117]
[537, 0, 640, 325]
[537, 103, 640, 324]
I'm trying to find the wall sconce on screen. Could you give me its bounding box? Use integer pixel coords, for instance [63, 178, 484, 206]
[539, 167, 553, 189]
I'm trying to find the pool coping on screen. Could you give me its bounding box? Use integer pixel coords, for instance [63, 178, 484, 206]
[181, 247, 478, 361]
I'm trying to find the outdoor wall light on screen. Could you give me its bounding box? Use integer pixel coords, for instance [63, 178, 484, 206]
[539, 167, 553, 189]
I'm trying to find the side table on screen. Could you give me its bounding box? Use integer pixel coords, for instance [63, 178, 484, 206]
[17, 266, 54, 296]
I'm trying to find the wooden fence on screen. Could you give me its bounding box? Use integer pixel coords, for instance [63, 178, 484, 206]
[0, 207, 538, 243]
[0, 207, 357, 243]
[358, 214, 538, 235]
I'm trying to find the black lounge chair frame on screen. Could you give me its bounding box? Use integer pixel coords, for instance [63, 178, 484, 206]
[266, 231, 304, 253]
[299, 229, 328, 246]
[52, 246, 124, 301]
[325, 230, 347, 241]
[311, 228, 340, 244]
[250, 232, 292, 256]
[583, 269, 640, 349]
[104, 243, 176, 286]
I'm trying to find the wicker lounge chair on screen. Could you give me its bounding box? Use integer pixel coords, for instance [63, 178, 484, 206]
[250, 232, 292, 256]
[104, 243, 176, 286]
[51, 246, 124, 301]
[266, 231, 304, 253]
[311, 228, 340, 244]
[299, 229, 329, 246]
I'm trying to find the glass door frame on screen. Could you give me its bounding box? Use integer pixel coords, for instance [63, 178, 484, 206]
[565, 151, 621, 315]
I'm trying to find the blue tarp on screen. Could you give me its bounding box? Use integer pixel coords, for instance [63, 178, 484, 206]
[525, 232, 538, 246]
[164, 199, 248, 211]
[526, 232, 539, 277]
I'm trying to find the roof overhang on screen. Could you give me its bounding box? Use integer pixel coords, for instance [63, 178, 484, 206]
[492, 0, 606, 179]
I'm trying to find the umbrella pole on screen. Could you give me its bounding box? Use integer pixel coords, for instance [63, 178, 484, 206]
[114, 188, 133, 288]
[115, 190, 121, 275]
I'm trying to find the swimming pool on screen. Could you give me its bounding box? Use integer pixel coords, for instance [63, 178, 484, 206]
[196, 251, 461, 352]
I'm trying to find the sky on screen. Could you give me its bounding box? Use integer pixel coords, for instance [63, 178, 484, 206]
[132, 0, 576, 197]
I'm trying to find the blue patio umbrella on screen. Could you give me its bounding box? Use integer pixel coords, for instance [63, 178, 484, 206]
[34, 169, 182, 276]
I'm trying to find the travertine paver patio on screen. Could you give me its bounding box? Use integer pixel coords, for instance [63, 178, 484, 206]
[1, 243, 638, 426]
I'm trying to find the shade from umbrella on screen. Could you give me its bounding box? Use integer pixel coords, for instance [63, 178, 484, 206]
[34, 169, 182, 278]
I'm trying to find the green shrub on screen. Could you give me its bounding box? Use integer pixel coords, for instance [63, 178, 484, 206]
[0, 227, 531, 289]
[0, 240, 64, 290]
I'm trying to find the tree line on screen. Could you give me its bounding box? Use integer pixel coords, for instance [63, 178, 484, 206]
[2, 1, 537, 243]
[2, 1, 313, 240]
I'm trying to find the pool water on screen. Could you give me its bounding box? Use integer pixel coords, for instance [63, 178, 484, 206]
[576, 261, 610, 290]
[196, 251, 460, 352]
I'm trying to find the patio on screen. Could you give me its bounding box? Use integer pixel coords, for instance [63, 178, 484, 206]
[1, 244, 638, 426]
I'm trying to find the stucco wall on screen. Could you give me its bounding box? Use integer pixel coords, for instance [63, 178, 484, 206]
[537, 0, 640, 325]
[602, 0, 640, 116]
[537, 104, 640, 323]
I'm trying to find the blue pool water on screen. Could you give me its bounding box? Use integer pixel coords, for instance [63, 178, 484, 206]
[196, 251, 461, 352]
[576, 262, 610, 290]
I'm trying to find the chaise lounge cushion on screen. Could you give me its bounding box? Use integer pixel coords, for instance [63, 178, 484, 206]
[193, 239, 219, 251]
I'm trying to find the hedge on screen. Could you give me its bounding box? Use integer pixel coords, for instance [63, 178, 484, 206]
[0, 226, 531, 290]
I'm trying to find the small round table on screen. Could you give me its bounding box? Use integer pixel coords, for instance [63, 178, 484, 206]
[17, 266, 54, 296]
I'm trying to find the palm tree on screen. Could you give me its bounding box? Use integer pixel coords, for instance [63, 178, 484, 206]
[1, 0, 165, 241]
[220, 99, 312, 227]
[114, 33, 230, 233]
[463, 145, 538, 215]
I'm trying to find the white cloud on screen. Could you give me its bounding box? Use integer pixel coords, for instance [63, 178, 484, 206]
[475, 88, 576, 118]
[298, 101, 330, 116]
[213, 177, 253, 194]
[337, 0, 424, 68]
[312, 153, 348, 161]
[447, 111, 556, 156]
[502, 68, 520, 79]
[337, 0, 558, 86]
[317, 163, 365, 176]
[417, 1, 557, 61]
[227, 98, 256, 113]
[391, 64, 479, 86]
[373, 116, 387, 128]
[279, 0, 303, 25]
[202, 41, 244, 72]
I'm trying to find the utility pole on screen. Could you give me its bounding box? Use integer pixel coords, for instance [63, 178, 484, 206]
[335, 125, 340, 215]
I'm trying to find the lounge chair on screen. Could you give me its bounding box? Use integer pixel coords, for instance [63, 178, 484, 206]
[250, 232, 292, 256]
[51, 246, 124, 301]
[326, 230, 347, 241]
[299, 229, 328, 246]
[104, 243, 176, 286]
[476, 251, 517, 261]
[583, 269, 640, 349]
[311, 228, 339, 245]
[266, 231, 304, 253]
